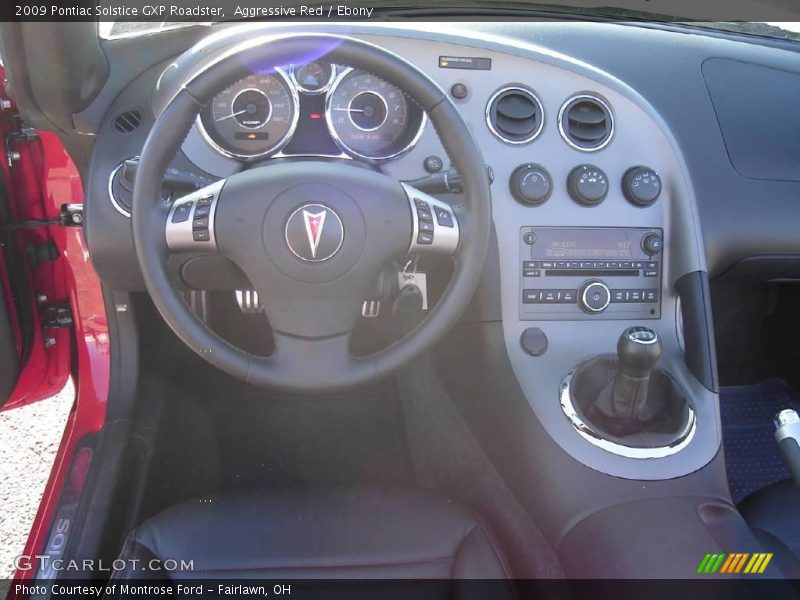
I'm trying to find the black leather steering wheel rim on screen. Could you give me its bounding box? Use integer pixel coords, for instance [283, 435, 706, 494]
[132, 34, 491, 393]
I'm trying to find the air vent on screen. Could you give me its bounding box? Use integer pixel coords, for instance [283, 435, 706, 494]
[559, 95, 614, 151]
[112, 110, 142, 134]
[486, 86, 544, 145]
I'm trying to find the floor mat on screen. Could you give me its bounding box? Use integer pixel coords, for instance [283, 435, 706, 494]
[141, 371, 415, 519]
[720, 379, 800, 504]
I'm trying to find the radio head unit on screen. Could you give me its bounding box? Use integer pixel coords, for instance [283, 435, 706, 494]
[520, 227, 663, 320]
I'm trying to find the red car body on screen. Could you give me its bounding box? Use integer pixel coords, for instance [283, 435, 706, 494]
[0, 71, 109, 588]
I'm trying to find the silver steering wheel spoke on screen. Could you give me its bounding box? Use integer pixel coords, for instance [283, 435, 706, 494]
[165, 179, 225, 253]
[400, 183, 460, 256]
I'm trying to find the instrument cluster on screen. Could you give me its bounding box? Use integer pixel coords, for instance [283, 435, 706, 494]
[197, 61, 426, 162]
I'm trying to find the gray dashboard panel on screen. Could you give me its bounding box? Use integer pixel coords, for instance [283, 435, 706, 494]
[84, 22, 744, 480]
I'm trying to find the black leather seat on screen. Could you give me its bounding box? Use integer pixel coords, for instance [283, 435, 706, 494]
[114, 486, 513, 585]
[739, 479, 800, 578]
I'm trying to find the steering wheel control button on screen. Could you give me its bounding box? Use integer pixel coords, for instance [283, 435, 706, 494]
[510, 164, 552, 206]
[197, 193, 214, 207]
[424, 155, 444, 173]
[641, 232, 663, 256]
[192, 229, 210, 242]
[434, 206, 454, 228]
[568, 164, 609, 206]
[417, 208, 433, 222]
[171, 204, 191, 223]
[284, 203, 344, 263]
[414, 198, 430, 211]
[623, 166, 662, 207]
[520, 327, 548, 357]
[579, 280, 611, 314]
[401, 183, 460, 256]
[192, 217, 209, 230]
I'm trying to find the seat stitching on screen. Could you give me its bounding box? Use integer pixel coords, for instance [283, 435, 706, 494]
[184, 556, 455, 573]
[475, 512, 515, 582]
[451, 523, 478, 579]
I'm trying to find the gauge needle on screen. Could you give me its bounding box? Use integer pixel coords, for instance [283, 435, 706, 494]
[215, 109, 247, 123]
[332, 107, 365, 113]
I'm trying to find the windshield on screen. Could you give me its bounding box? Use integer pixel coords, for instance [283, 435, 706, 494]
[96, 1, 800, 41]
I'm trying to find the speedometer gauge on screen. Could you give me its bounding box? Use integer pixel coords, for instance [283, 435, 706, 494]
[199, 69, 299, 159]
[325, 69, 425, 161]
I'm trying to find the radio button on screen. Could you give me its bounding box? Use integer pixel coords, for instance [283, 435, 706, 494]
[643, 290, 658, 302]
[644, 269, 658, 278]
[523, 269, 541, 278]
[522, 289, 542, 303]
[561, 290, 577, 303]
[611, 290, 626, 303]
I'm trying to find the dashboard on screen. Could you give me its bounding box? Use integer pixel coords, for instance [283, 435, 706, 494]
[80, 21, 800, 480]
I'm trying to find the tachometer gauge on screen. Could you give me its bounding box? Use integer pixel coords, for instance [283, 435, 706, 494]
[199, 69, 299, 159]
[291, 61, 335, 94]
[325, 69, 425, 161]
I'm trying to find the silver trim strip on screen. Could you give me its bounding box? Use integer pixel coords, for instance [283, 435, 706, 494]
[559, 368, 697, 459]
[557, 93, 615, 153]
[195, 67, 300, 161]
[485, 85, 545, 146]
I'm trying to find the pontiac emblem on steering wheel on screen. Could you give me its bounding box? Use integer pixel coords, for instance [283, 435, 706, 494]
[285, 203, 344, 262]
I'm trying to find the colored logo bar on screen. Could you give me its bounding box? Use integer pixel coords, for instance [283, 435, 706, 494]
[697, 552, 773, 574]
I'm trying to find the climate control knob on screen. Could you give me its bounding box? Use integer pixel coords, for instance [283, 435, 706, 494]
[568, 164, 609, 206]
[623, 166, 661, 207]
[579, 280, 611, 314]
[510, 163, 552, 206]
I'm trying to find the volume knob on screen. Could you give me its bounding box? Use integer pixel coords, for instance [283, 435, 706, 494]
[579, 280, 611, 314]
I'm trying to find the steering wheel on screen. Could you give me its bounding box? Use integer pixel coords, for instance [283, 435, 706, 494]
[132, 34, 491, 392]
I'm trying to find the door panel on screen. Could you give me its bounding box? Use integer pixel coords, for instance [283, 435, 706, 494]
[0, 275, 19, 402]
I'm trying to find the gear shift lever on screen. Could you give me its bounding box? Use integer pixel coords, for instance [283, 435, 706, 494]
[609, 326, 662, 432]
[570, 326, 689, 445]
